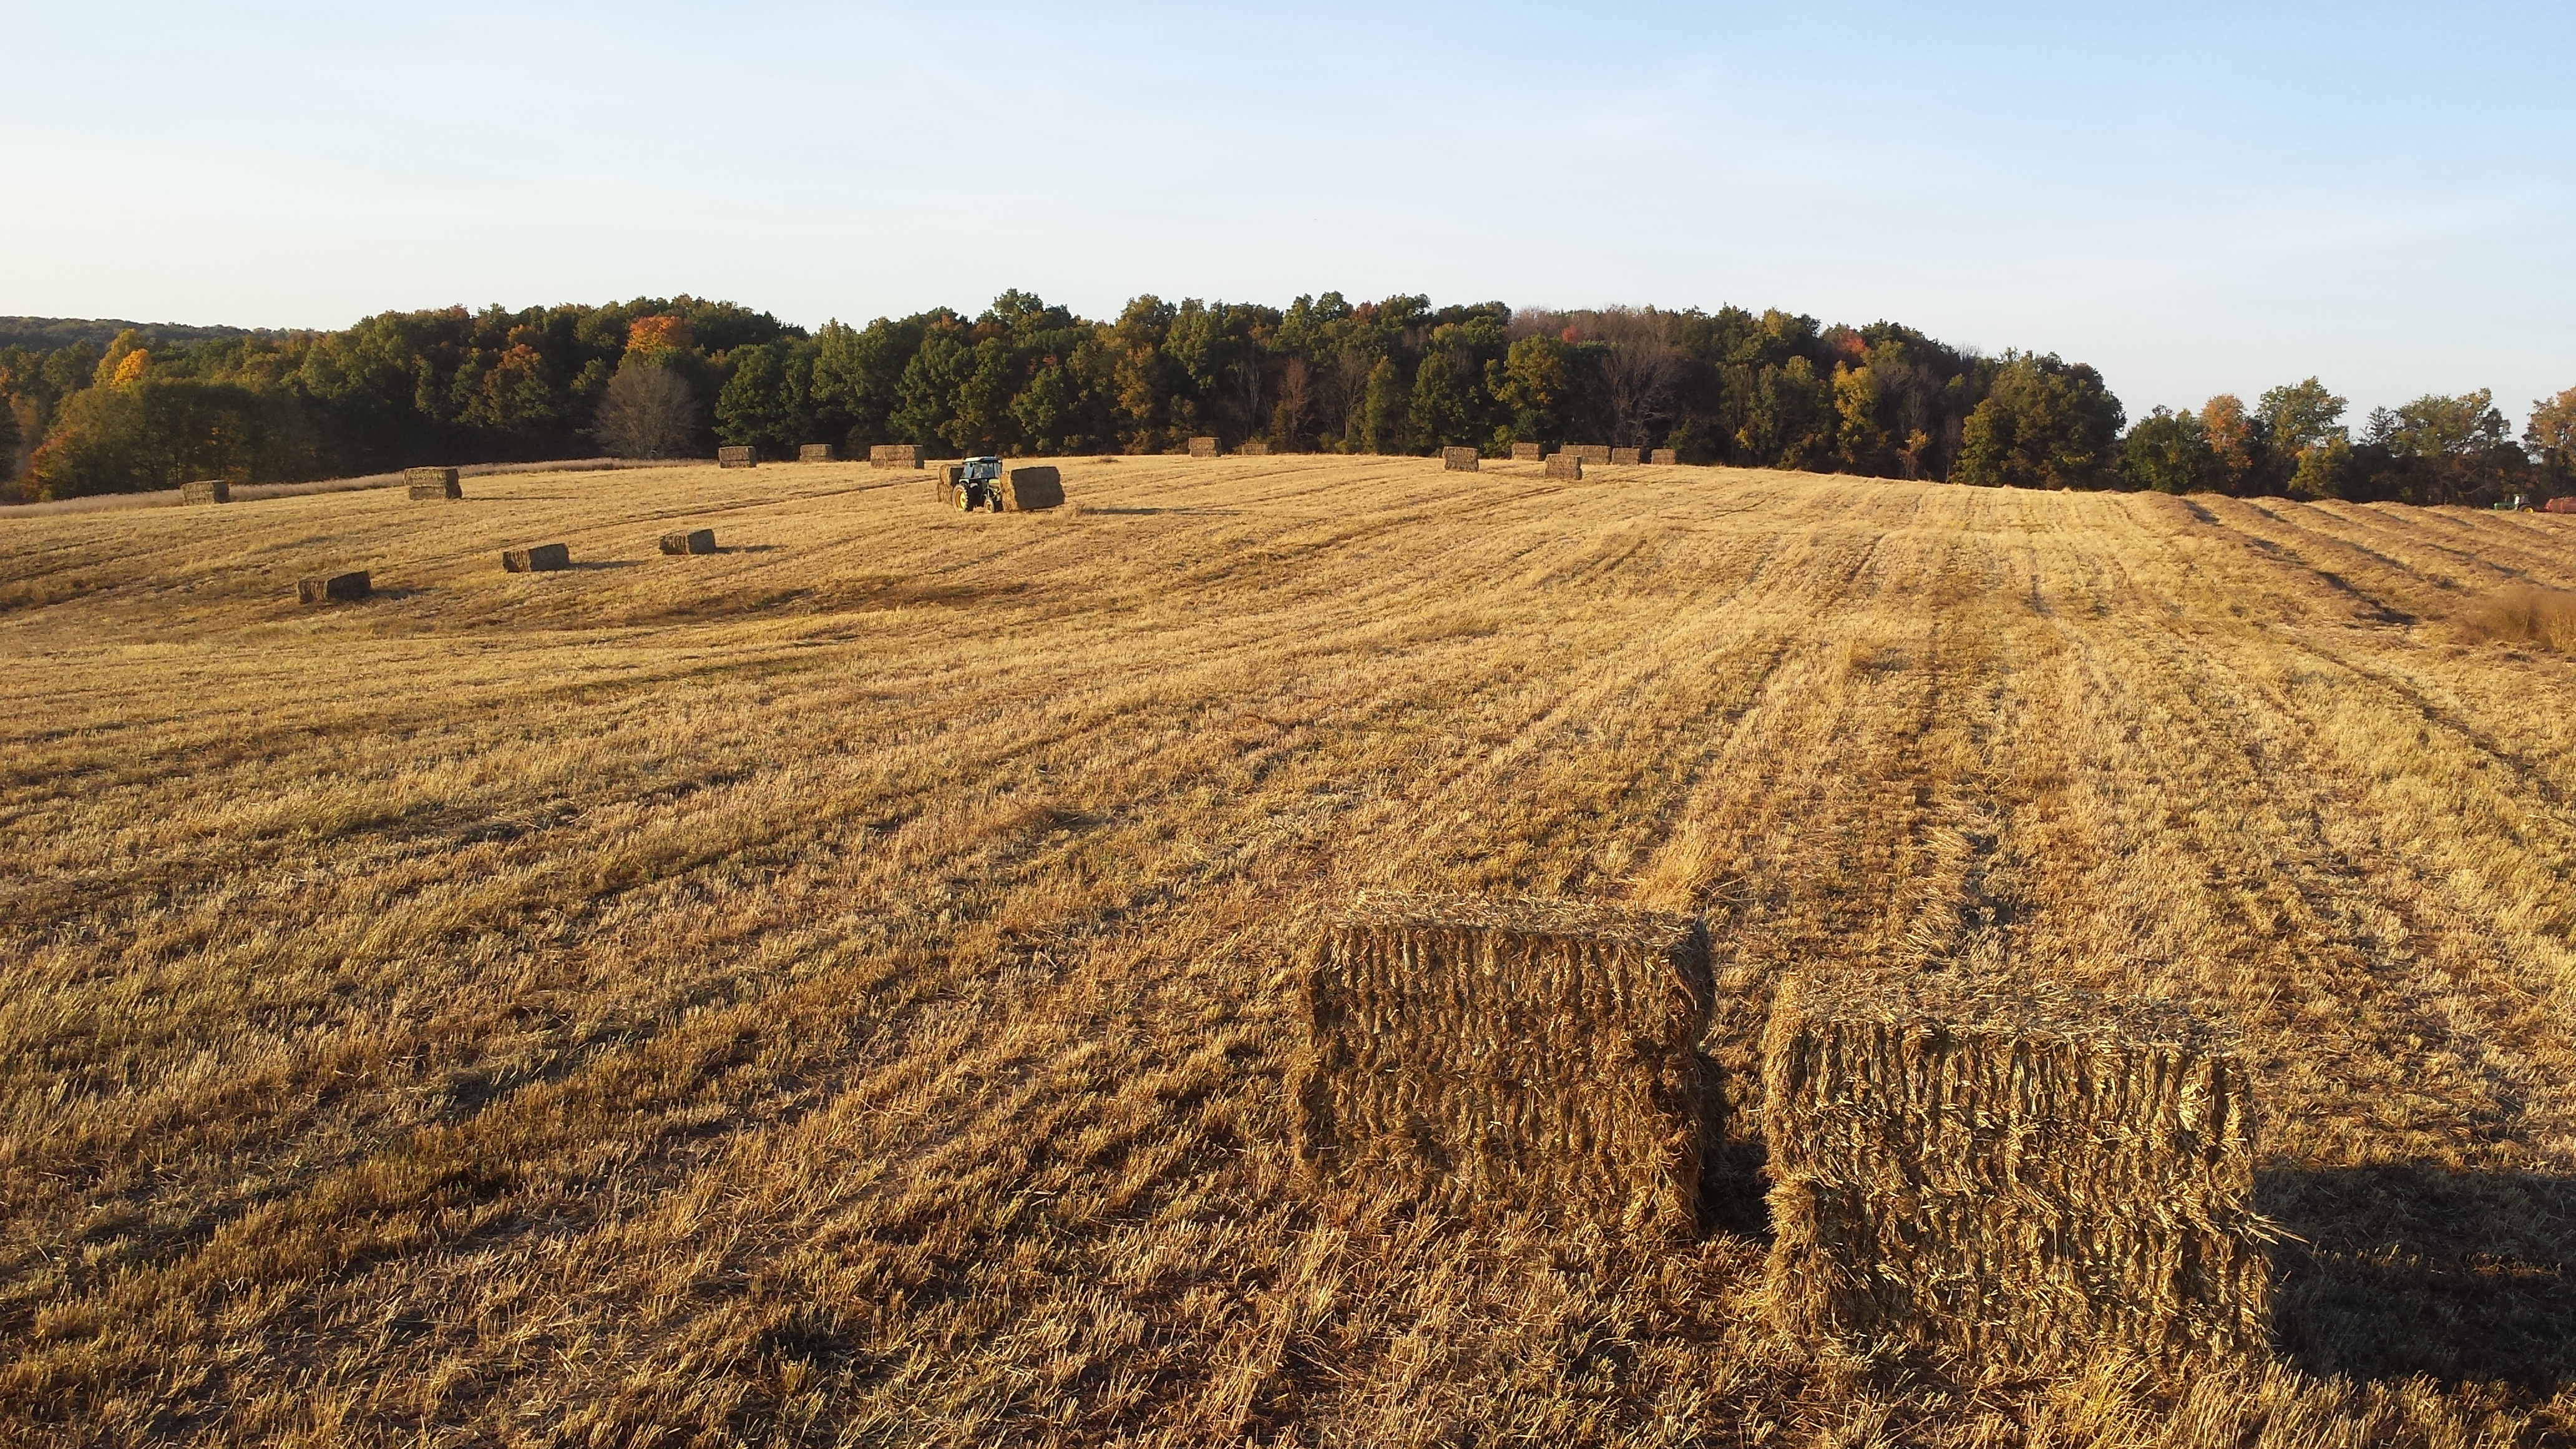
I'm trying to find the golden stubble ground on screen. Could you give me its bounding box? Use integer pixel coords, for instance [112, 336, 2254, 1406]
[1, 457, 2572, 1447]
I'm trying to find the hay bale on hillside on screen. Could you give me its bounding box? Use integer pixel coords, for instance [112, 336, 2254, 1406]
[1290, 892, 1715, 1237]
[871, 444, 922, 469]
[1611, 447, 1642, 465]
[1544, 453, 1584, 481]
[660, 528, 716, 555]
[798, 443, 836, 463]
[1441, 447, 1481, 472]
[502, 543, 571, 573]
[1188, 436, 1219, 459]
[405, 467, 461, 500]
[1651, 448, 1678, 465]
[1511, 442, 1543, 462]
[1763, 973, 2271, 1373]
[718, 446, 758, 469]
[180, 479, 232, 505]
[1240, 441, 1272, 457]
[1003, 465, 1064, 510]
[1566, 444, 1610, 464]
[296, 571, 369, 605]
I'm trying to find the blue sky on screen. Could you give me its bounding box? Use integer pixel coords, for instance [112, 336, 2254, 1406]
[4, 1, 2569, 424]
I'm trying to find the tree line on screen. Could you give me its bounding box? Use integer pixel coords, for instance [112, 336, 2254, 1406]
[4, 291, 2568, 506]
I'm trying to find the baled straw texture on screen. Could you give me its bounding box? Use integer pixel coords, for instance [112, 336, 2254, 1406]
[1565, 444, 1611, 464]
[404, 467, 461, 500]
[1239, 441, 1272, 456]
[1762, 973, 2271, 1375]
[295, 571, 369, 605]
[1651, 448, 1678, 465]
[1611, 447, 1642, 465]
[1290, 892, 1714, 1237]
[502, 544, 570, 573]
[1544, 453, 1584, 481]
[1003, 466, 1064, 510]
[1188, 436, 1219, 458]
[869, 443, 920, 469]
[1441, 447, 1480, 472]
[716, 446, 758, 469]
[798, 443, 836, 462]
[1511, 442, 1543, 461]
[180, 479, 230, 505]
[659, 529, 715, 555]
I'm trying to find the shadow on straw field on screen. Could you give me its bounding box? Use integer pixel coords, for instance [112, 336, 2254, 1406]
[2263, 1163, 2576, 1387]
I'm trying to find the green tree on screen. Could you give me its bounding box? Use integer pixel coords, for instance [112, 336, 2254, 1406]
[1356, 357, 1409, 454]
[2119, 407, 2212, 493]
[890, 331, 972, 450]
[2364, 389, 2520, 503]
[1489, 335, 1571, 445]
[2525, 386, 2576, 492]
[29, 378, 313, 499]
[1953, 353, 2124, 489]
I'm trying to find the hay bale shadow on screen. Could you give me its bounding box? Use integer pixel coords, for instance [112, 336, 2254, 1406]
[2264, 1163, 2576, 1387]
[565, 560, 642, 572]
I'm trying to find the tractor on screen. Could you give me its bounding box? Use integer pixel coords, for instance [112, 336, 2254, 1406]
[954, 456, 1005, 512]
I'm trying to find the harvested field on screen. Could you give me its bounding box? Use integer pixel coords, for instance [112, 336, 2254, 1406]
[3, 456, 2576, 1444]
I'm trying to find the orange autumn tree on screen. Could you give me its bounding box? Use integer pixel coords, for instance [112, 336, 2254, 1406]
[625, 315, 694, 360]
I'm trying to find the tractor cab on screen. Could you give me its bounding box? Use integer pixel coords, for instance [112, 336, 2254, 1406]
[956, 456, 1005, 511]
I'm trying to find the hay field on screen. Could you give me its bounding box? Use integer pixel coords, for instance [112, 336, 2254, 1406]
[2, 456, 2574, 1445]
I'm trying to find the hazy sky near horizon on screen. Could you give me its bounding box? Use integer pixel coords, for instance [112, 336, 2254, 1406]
[4, 1, 2569, 421]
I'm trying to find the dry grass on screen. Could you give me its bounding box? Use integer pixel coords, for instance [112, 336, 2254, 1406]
[2465, 584, 2576, 651]
[0, 458, 2573, 1444]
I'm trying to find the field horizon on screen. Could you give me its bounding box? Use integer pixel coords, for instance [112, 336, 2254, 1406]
[4, 454, 2573, 1445]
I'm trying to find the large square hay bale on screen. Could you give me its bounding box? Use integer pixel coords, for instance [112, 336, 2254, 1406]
[798, 443, 836, 463]
[1611, 447, 1642, 465]
[1290, 892, 1715, 1237]
[935, 464, 965, 506]
[1763, 973, 2270, 1373]
[1544, 452, 1584, 481]
[180, 479, 232, 505]
[1003, 465, 1063, 510]
[1442, 447, 1480, 472]
[1240, 440, 1272, 456]
[1566, 444, 1610, 464]
[502, 543, 571, 573]
[1651, 448, 1678, 465]
[660, 528, 716, 555]
[405, 467, 461, 500]
[717, 445, 758, 469]
[870, 443, 921, 469]
[1511, 442, 1543, 462]
[1188, 436, 1219, 458]
[296, 571, 369, 605]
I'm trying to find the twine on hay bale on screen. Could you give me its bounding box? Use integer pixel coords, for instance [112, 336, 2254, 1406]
[1240, 440, 1272, 456]
[1002, 465, 1064, 510]
[1611, 447, 1642, 465]
[1442, 447, 1481, 472]
[1651, 448, 1678, 465]
[716, 445, 758, 469]
[660, 528, 716, 555]
[1762, 972, 2273, 1375]
[1544, 452, 1584, 481]
[296, 571, 369, 605]
[870, 443, 921, 469]
[404, 467, 461, 500]
[798, 443, 836, 463]
[1188, 436, 1219, 458]
[1290, 891, 1715, 1237]
[1511, 442, 1543, 462]
[180, 479, 232, 505]
[502, 543, 570, 573]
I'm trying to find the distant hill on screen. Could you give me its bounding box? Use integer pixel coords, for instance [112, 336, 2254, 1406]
[0, 316, 264, 352]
